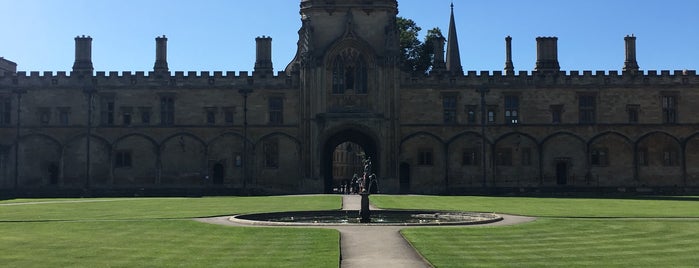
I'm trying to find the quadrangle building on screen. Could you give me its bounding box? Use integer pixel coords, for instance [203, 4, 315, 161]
[1, 0, 698, 196]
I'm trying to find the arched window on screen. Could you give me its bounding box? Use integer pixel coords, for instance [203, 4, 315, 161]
[332, 56, 345, 94]
[355, 58, 368, 94]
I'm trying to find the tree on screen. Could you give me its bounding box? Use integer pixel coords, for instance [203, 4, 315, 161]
[396, 17, 444, 75]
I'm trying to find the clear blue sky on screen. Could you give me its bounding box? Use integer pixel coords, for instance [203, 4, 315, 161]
[2, 0, 698, 73]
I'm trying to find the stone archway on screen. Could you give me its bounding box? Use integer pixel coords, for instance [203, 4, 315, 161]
[322, 128, 378, 194]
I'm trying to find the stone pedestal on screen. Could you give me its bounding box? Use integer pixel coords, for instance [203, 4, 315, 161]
[359, 193, 371, 223]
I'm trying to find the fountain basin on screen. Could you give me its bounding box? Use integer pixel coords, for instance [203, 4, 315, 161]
[230, 210, 502, 226]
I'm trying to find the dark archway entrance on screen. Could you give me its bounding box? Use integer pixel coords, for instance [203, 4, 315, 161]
[556, 162, 568, 185]
[212, 163, 224, 185]
[399, 162, 410, 193]
[322, 128, 378, 194]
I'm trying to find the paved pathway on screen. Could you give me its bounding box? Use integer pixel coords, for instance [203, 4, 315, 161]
[196, 195, 537, 268]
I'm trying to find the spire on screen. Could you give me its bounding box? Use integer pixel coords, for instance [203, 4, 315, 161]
[445, 2, 463, 75]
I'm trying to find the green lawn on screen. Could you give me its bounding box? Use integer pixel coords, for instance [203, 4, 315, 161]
[0, 195, 341, 267]
[372, 195, 699, 267]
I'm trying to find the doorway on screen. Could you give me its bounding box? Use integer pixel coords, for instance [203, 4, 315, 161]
[556, 162, 568, 185]
[212, 163, 224, 185]
[399, 162, 410, 193]
[48, 163, 59, 185]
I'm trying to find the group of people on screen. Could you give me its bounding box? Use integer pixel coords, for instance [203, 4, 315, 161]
[337, 157, 377, 194]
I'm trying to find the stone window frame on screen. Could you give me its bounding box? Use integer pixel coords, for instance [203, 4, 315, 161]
[417, 148, 434, 166]
[138, 106, 152, 125]
[120, 106, 133, 126]
[462, 147, 479, 166]
[626, 104, 640, 124]
[204, 107, 218, 125]
[487, 105, 498, 124]
[503, 94, 520, 125]
[465, 105, 477, 124]
[268, 95, 284, 125]
[590, 147, 610, 167]
[223, 106, 236, 125]
[550, 104, 563, 124]
[662, 147, 679, 166]
[158, 93, 176, 126]
[660, 92, 679, 124]
[114, 150, 132, 168]
[99, 93, 116, 126]
[577, 93, 597, 124]
[637, 147, 649, 166]
[38, 107, 51, 125]
[441, 92, 458, 124]
[57, 107, 71, 126]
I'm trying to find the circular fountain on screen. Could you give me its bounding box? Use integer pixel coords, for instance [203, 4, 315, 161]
[229, 157, 502, 226]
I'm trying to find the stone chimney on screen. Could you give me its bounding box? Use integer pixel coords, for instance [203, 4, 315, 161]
[432, 36, 446, 72]
[504, 36, 515, 75]
[254, 36, 273, 74]
[0, 57, 17, 73]
[623, 34, 640, 73]
[72, 35, 94, 75]
[154, 35, 169, 73]
[535, 37, 560, 73]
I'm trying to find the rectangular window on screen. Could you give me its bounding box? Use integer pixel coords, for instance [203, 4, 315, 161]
[269, 96, 283, 125]
[462, 148, 479, 166]
[100, 96, 115, 126]
[115, 151, 132, 168]
[504, 95, 519, 125]
[205, 107, 217, 125]
[591, 148, 609, 166]
[496, 148, 513, 166]
[417, 149, 434, 166]
[466, 105, 477, 124]
[160, 96, 175, 126]
[39, 108, 51, 125]
[487, 106, 497, 124]
[263, 140, 279, 168]
[0, 97, 10, 125]
[627, 105, 639, 124]
[662, 95, 677, 124]
[579, 95, 596, 124]
[139, 107, 151, 125]
[224, 107, 235, 125]
[443, 95, 457, 124]
[638, 147, 648, 166]
[58, 107, 70, 125]
[121, 107, 133, 126]
[521, 147, 532, 166]
[550, 105, 563, 124]
[663, 148, 679, 166]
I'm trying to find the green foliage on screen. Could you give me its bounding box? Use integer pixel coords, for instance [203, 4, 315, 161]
[397, 17, 443, 75]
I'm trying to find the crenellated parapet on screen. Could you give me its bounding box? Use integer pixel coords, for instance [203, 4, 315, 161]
[401, 69, 699, 89]
[0, 70, 297, 89]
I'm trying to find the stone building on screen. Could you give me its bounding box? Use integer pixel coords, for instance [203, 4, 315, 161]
[0, 0, 697, 196]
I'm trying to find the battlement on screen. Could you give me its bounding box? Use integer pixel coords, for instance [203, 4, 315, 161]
[0, 70, 295, 89]
[403, 69, 699, 88]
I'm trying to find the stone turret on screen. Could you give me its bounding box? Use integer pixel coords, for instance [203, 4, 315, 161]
[254, 36, 273, 75]
[72, 35, 94, 75]
[623, 34, 640, 73]
[535, 37, 560, 73]
[445, 3, 463, 75]
[504, 36, 514, 75]
[154, 35, 169, 73]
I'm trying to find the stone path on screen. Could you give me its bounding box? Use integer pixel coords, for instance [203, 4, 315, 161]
[196, 195, 537, 268]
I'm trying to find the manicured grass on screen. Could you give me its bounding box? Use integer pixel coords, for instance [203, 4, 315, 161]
[0, 195, 341, 267]
[371, 195, 699, 267]
[371, 195, 699, 217]
[402, 219, 699, 268]
[0, 195, 341, 221]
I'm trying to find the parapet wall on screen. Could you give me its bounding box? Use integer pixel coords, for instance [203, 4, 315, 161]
[403, 69, 699, 88]
[0, 70, 295, 89]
